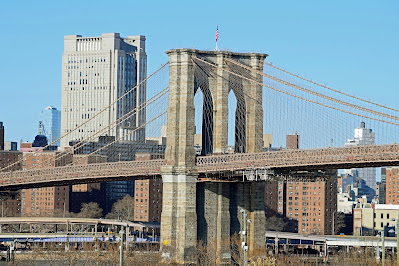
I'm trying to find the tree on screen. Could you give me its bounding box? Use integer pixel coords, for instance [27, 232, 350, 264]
[265, 216, 287, 232]
[106, 195, 135, 221]
[336, 212, 347, 234]
[77, 202, 103, 218]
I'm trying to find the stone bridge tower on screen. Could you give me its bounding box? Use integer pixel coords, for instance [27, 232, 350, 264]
[160, 49, 268, 263]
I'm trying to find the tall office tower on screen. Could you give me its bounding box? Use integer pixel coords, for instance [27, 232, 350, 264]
[39, 106, 61, 147]
[345, 122, 376, 201]
[0, 122, 4, 150]
[60, 33, 147, 149]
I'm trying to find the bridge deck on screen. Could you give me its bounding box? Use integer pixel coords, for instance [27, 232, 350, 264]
[0, 144, 398, 190]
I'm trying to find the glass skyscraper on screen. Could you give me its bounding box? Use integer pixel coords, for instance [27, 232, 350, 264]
[39, 106, 61, 147]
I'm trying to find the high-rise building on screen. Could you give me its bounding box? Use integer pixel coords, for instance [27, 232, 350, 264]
[0, 122, 4, 150]
[39, 106, 61, 147]
[134, 179, 162, 222]
[60, 33, 147, 149]
[0, 150, 22, 171]
[383, 167, 399, 205]
[0, 148, 22, 217]
[345, 122, 376, 201]
[265, 171, 337, 235]
[20, 151, 71, 216]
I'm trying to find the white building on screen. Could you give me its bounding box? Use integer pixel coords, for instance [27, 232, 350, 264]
[337, 192, 355, 214]
[345, 122, 376, 201]
[39, 106, 61, 147]
[60, 33, 147, 149]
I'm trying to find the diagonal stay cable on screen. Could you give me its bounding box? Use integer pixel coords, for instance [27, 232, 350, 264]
[192, 56, 399, 126]
[226, 58, 399, 121]
[1, 62, 169, 172]
[44, 87, 169, 168]
[264, 62, 399, 113]
[84, 111, 167, 158]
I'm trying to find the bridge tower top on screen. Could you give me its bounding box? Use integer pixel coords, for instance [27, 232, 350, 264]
[162, 49, 268, 175]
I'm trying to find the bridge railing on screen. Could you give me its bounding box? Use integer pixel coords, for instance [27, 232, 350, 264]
[0, 160, 164, 187]
[1, 144, 399, 187]
[196, 143, 399, 172]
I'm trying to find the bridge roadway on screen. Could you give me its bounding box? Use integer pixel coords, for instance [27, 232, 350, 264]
[1, 143, 399, 190]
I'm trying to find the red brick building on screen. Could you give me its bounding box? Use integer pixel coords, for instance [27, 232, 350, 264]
[0, 150, 23, 217]
[265, 172, 337, 235]
[385, 167, 399, 205]
[134, 179, 162, 222]
[20, 151, 71, 217]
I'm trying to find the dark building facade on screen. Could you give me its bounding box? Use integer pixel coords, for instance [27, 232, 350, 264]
[70, 136, 165, 213]
[0, 122, 4, 150]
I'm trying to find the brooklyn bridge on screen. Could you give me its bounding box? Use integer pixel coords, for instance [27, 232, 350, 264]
[1, 49, 398, 263]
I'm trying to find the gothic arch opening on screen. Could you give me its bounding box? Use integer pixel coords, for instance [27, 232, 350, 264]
[194, 78, 214, 155]
[229, 86, 246, 153]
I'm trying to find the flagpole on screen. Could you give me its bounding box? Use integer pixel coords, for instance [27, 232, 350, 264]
[215, 26, 219, 51]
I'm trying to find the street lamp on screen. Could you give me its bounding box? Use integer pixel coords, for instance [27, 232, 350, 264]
[375, 229, 385, 266]
[390, 216, 399, 266]
[240, 209, 250, 266]
[332, 210, 336, 235]
[119, 228, 125, 266]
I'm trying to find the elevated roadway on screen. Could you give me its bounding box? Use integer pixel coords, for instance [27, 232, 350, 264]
[1, 144, 399, 190]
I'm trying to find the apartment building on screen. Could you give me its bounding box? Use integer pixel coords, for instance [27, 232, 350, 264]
[20, 151, 71, 217]
[265, 172, 337, 235]
[384, 167, 399, 205]
[134, 179, 162, 222]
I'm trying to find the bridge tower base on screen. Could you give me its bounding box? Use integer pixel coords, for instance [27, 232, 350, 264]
[160, 173, 197, 264]
[197, 181, 266, 264]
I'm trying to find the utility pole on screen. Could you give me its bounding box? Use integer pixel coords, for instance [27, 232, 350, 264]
[382, 227, 385, 266]
[332, 210, 336, 235]
[396, 216, 399, 266]
[119, 228, 124, 266]
[240, 209, 248, 266]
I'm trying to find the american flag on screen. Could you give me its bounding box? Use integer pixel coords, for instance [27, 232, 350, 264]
[216, 26, 219, 42]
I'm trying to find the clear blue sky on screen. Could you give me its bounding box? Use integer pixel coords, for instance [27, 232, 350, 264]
[0, 0, 398, 143]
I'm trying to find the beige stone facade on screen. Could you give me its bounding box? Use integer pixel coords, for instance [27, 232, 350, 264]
[60, 33, 147, 149]
[160, 49, 267, 263]
[353, 203, 399, 236]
